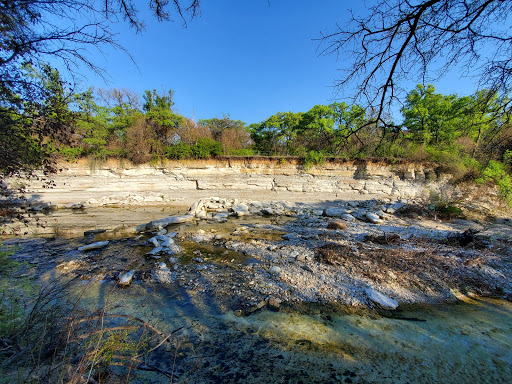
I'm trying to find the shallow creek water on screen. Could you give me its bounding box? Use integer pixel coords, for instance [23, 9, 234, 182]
[69, 279, 512, 384]
[10, 207, 512, 383]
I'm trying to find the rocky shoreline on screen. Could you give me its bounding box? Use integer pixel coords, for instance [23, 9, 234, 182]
[7, 196, 512, 316]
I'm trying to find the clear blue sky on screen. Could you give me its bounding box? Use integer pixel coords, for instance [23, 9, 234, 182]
[71, 0, 479, 125]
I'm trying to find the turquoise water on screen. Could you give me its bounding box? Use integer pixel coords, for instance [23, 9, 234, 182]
[71, 280, 512, 383]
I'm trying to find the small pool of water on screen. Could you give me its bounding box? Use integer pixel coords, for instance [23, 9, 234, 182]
[69, 279, 512, 384]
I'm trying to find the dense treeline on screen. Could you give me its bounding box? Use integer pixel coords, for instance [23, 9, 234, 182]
[5, 67, 512, 203]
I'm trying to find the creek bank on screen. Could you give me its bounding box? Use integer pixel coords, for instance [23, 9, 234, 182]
[8, 196, 512, 317]
[9, 157, 450, 209]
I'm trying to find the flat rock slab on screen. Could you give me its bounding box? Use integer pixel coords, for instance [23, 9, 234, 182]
[78, 241, 109, 251]
[147, 214, 195, 230]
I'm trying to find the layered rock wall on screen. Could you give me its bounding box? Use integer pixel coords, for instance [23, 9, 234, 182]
[19, 157, 450, 206]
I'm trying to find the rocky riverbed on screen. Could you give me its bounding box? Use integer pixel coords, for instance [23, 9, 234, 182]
[7, 196, 512, 316]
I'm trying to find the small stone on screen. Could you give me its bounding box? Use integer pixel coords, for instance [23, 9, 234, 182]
[365, 212, 383, 224]
[269, 266, 282, 274]
[195, 210, 207, 219]
[232, 203, 250, 217]
[260, 208, 275, 216]
[147, 214, 195, 230]
[341, 213, 356, 222]
[147, 246, 163, 255]
[134, 223, 147, 232]
[118, 270, 135, 286]
[324, 208, 347, 217]
[148, 237, 160, 247]
[268, 297, 282, 310]
[234, 309, 244, 317]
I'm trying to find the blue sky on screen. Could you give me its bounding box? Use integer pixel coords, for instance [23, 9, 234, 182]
[70, 0, 480, 125]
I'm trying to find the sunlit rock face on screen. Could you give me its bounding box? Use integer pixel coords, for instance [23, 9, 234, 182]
[17, 158, 448, 208]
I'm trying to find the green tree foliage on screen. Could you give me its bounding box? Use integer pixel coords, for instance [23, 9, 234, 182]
[402, 84, 511, 158]
[251, 112, 302, 155]
[165, 143, 193, 159]
[0, 0, 199, 180]
[0, 64, 75, 178]
[143, 89, 183, 135]
[191, 137, 223, 159]
[296, 102, 366, 155]
[402, 84, 472, 146]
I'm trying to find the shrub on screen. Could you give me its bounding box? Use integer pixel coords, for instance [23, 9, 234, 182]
[165, 143, 193, 159]
[192, 137, 222, 159]
[226, 148, 256, 156]
[58, 146, 84, 162]
[476, 160, 512, 205]
[303, 150, 325, 170]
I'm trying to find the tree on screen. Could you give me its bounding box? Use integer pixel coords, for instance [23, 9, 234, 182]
[320, 0, 512, 133]
[402, 84, 469, 146]
[0, 64, 76, 178]
[251, 112, 302, 156]
[0, 0, 200, 179]
[143, 89, 183, 142]
[198, 115, 246, 141]
[296, 103, 366, 155]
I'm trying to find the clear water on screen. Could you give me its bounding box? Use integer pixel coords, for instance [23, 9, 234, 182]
[70, 280, 512, 384]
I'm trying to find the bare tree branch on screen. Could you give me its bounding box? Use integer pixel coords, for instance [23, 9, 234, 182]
[319, 0, 512, 135]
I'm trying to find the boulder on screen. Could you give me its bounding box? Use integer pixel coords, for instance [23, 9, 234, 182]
[78, 241, 109, 251]
[365, 287, 398, 309]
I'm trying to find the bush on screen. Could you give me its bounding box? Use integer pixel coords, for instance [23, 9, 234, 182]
[58, 146, 84, 162]
[165, 143, 193, 159]
[424, 147, 475, 181]
[192, 137, 222, 159]
[303, 150, 325, 170]
[476, 160, 512, 205]
[226, 148, 256, 156]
